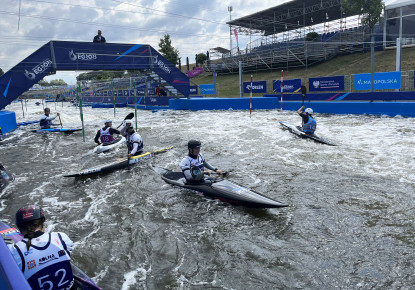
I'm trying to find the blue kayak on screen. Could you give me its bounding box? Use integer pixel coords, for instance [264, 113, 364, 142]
[32, 128, 82, 133]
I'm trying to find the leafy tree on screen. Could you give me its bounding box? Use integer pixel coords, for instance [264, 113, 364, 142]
[305, 32, 319, 42]
[196, 53, 207, 66]
[76, 71, 125, 82]
[342, 0, 383, 91]
[38, 80, 49, 86]
[158, 34, 179, 66]
[49, 79, 67, 86]
[342, 0, 383, 31]
[0, 68, 4, 76]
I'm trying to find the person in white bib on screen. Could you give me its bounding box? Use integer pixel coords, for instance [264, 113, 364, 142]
[120, 120, 143, 158]
[180, 140, 223, 183]
[8, 205, 74, 290]
[39, 108, 60, 129]
[94, 119, 121, 145]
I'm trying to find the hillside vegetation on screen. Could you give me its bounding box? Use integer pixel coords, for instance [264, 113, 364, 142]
[188, 46, 415, 97]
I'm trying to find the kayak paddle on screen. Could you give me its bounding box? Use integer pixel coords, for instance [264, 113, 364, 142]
[116, 112, 134, 129]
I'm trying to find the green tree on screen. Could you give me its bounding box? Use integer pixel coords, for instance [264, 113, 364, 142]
[196, 53, 207, 66]
[305, 32, 319, 42]
[38, 80, 49, 86]
[49, 79, 67, 86]
[342, 0, 383, 91]
[0, 68, 4, 76]
[158, 34, 179, 66]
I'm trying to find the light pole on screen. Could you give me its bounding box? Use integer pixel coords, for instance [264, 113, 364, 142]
[228, 6, 232, 56]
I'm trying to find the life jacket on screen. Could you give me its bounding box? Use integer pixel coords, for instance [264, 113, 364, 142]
[127, 131, 143, 155]
[100, 127, 115, 144]
[303, 115, 317, 134]
[12, 232, 74, 290]
[39, 115, 51, 129]
[182, 154, 205, 182]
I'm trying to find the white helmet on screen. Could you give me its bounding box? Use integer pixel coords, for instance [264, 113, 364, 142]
[123, 119, 132, 126]
[104, 119, 112, 124]
[305, 108, 313, 114]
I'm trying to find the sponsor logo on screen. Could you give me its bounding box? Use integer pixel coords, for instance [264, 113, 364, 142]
[23, 212, 34, 219]
[27, 260, 36, 270]
[39, 254, 58, 265]
[24, 59, 53, 80]
[24, 249, 34, 256]
[246, 84, 264, 90]
[69, 50, 97, 61]
[153, 55, 171, 74]
[58, 250, 66, 257]
[313, 81, 320, 88]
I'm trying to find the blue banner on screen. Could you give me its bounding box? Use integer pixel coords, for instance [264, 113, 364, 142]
[0, 41, 190, 109]
[354, 71, 401, 90]
[189, 86, 198, 94]
[309, 76, 344, 91]
[243, 81, 267, 93]
[273, 78, 301, 93]
[200, 84, 215, 95]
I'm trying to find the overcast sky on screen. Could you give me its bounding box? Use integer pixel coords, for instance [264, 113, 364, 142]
[0, 0, 395, 85]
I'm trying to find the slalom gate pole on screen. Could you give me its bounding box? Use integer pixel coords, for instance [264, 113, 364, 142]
[280, 70, 284, 111]
[112, 81, 116, 118]
[250, 75, 253, 118]
[77, 83, 85, 142]
[134, 82, 138, 130]
[20, 99, 24, 118]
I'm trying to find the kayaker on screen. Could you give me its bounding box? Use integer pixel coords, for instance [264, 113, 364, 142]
[94, 119, 121, 145]
[8, 205, 74, 290]
[39, 108, 60, 129]
[297, 105, 317, 134]
[120, 120, 143, 158]
[180, 140, 223, 183]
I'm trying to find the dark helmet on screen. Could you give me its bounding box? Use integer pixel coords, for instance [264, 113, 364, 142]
[15, 205, 45, 226]
[44, 108, 50, 112]
[188, 140, 201, 149]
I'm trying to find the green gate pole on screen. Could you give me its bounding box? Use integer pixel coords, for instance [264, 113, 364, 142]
[134, 82, 138, 130]
[77, 83, 85, 142]
[112, 82, 116, 118]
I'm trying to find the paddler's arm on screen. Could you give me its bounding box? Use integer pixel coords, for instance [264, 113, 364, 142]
[180, 158, 193, 181]
[94, 130, 101, 145]
[203, 160, 223, 175]
[297, 105, 305, 115]
[110, 128, 121, 135]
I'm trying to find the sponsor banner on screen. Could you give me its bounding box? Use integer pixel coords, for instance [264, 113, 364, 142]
[309, 76, 344, 91]
[188, 67, 203, 78]
[273, 78, 301, 93]
[354, 71, 401, 90]
[189, 86, 198, 94]
[200, 84, 216, 95]
[243, 81, 267, 94]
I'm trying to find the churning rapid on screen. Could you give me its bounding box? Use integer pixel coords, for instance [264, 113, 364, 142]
[1, 101, 415, 289]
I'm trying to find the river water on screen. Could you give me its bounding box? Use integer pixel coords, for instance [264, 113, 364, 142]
[1, 100, 415, 289]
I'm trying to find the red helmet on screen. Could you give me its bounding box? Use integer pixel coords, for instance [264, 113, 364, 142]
[15, 205, 45, 226]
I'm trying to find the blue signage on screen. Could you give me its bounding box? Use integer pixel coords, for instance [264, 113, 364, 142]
[243, 81, 267, 93]
[354, 71, 401, 90]
[273, 78, 301, 93]
[189, 85, 198, 94]
[309, 76, 344, 91]
[200, 84, 215, 95]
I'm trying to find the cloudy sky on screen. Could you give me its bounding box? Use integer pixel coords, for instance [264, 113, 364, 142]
[1, 0, 395, 85]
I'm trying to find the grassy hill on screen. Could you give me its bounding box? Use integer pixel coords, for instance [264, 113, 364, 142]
[187, 46, 415, 97]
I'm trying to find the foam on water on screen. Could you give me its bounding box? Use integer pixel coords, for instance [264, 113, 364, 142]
[1, 100, 415, 288]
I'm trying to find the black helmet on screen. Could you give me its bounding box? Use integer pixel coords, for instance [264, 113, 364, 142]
[188, 140, 201, 149]
[15, 205, 45, 226]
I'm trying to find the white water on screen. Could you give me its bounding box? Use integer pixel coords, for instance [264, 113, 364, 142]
[1, 100, 415, 289]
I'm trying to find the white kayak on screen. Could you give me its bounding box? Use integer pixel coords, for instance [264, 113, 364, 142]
[88, 136, 126, 154]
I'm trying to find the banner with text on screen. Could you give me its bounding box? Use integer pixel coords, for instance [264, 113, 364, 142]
[189, 86, 198, 94]
[273, 78, 301, 93]
[243, 81, 267, 94]
[200, 84, 216, 95]
[354, 71, 401, 90]
[309, 76, 344, 92]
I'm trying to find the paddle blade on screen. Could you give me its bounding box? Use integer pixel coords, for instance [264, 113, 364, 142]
[124, 113, 134, 120]
[0, 222, 24, 243]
